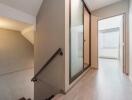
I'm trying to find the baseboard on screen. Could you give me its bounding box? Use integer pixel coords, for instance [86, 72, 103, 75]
[91, 65, 98, 70]
[129, 76, 132, 83]
[91, 67, 98, 70]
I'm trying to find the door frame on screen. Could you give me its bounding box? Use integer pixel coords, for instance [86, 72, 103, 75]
[97, 13, 129, 75]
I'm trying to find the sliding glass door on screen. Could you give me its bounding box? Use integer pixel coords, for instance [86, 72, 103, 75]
[69, 0, 91, 83]
[70, 0, 84, 82]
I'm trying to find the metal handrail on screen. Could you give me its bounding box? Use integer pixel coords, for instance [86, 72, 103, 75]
[31, 48, 63, 82]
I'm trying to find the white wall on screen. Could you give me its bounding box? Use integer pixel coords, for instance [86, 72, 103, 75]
[129, 0, 132, 81]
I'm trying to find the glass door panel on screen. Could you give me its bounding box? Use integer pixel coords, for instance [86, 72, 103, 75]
[70, 0, 84, 82]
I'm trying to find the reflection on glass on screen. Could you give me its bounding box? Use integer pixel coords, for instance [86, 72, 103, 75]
[70, 0, 84, 79]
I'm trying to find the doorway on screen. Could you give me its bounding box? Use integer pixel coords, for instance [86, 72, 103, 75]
[98, 15, 124, 73]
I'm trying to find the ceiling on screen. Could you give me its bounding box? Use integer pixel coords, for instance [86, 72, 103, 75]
[85, 0, 123, 11]
[0, 17, 31, 31]
[0, 0, 124, 15]
[0, 0, 43, 16]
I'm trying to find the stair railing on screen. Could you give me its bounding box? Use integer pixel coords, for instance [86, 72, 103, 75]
[31, 48, 63, 82]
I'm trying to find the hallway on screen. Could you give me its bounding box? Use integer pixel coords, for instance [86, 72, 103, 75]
[54, 59, 132, 100]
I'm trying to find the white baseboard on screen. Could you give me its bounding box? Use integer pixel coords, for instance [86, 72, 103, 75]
[129, 76, 132, 83]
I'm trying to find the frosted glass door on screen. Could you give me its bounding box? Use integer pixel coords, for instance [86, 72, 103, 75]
[70, 0, 84, 81]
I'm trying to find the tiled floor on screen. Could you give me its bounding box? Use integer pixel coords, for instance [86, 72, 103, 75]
[54, 59, 132, 100]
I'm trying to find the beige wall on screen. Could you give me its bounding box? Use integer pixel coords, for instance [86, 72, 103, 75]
[0, 29, 34, 75]
[91, 15, 98, 68]
[129, 0, 132, 81]
[0, 28, 34, 99]
[35, 0, 65, 99]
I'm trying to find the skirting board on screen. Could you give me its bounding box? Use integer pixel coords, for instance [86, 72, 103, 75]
[130, 76, 132, 83]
